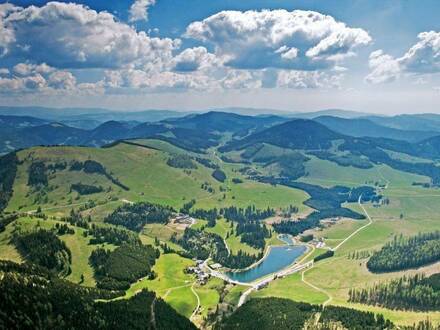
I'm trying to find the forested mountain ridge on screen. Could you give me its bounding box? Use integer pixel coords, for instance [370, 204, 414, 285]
[315, 115, 439, 142]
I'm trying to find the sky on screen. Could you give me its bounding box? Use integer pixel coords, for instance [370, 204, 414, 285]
[0, 0, 440, 114]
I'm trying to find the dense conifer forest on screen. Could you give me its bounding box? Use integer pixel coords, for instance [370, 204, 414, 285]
[0, 260, 195, 329]
[367, 232, 440, 272]
[71, 182, 104, 195]
[89, 243, 159, 290]
[12, 229, 72, 276]
[0, 152, 18, 212]
[104, 202, 174, 232]
[177, 228, 261, 269]
[349, 273, 440, 311]
[167, 154, 197, 169]
[88, 225, 141, 245]
[219, 297, 394, 330]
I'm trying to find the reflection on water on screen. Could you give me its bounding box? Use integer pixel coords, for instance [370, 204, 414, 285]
[225, 243, 306, 283]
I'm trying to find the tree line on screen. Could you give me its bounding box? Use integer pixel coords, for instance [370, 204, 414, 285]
[70, 159, 129, 191]
[367, 231, 440, 272]
[87, 224, 141, 245]
[104, 202, 174, 232]
[177, 228, 261, 269]
[0, 152, 18, 212]
[89, 243, 159, 290]
[0, 260, 196, 329]
[349, 273, 440, 311]
[219, 297, 394, 330]
[12, 228, 72, 277]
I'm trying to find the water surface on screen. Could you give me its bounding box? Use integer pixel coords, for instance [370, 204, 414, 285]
[225, 244, 306, 283]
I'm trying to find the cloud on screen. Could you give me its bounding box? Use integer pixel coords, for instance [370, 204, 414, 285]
[185, 9, 371, 70]
[103, 68, 214, 91]
[13, 63, 54, 76]
[0, 68, 9, 76]
[400, 31, 440, 73]
[0, 4, 353, 96]
[221, 70, 262, 89]
[277, 70, 343, 89]
[365, 50, 400, 84]
[171, 46, 220, 72]
[366, 31, 440, 84]
[0, 1, 177, 69]
[0, 62, 103, 95]
[129, 0, 155, 23]
[0, 4, 18, 56]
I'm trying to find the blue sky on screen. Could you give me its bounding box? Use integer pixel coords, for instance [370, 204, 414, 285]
[1, 0, 440, 114]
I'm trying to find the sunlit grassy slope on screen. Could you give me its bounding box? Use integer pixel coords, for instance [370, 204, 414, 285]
[6, 140, 310, 218]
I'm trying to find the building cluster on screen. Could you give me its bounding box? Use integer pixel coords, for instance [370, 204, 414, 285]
[172, 214, 195, 225]
[187, 260, 210, 285]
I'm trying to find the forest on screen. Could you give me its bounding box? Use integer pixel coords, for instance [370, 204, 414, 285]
[177, 228, 261, 269]
[0, 260, 195, 329]
[349, 273, 440, 311]
[273, 208, 364, 236]
[28, 161, 48, 188]
[89, 243, 159, 290]
[236, 221, 271, 249]
[167, 154, 197, 169]
[0, 152, 18, 212]
[219, 297, 393, 330]
[69, 159, 129, 191]
[367, 231, 440, 272]
[12, 229, 72, 276]
[104, 202, 174, 232]
[71, 182, 104, 195]
[212, 169, 227, 182]
[88, 225, 141, 245]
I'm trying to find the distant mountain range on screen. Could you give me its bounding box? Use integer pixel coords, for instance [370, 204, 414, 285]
[3, 108, 440, 161]
[314, 116, 439, 142]
[0, 106, 372, 129]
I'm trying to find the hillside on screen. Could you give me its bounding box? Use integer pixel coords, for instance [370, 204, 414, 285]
[164, 111, 286, 137]
[221, 119, 344, 152]
[1, 116, 440, 328]
[315, 115, 438, 142]
[366, 114, 440, 132]
[0, 112, 287, 154]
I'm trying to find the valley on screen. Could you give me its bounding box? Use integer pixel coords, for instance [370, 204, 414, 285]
[1, 110, 440, 329]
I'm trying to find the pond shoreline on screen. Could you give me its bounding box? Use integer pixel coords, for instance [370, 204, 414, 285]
[223, 234, 308, 284]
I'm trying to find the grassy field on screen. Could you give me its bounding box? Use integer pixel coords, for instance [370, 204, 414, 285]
[0, 216, 117, 286]
[193, 277, 223, 320]
[124, 253, 199, 317]
[252, 272, 328, 304]
[6, 142, 311, 219]
[299, 156, 429, 188]
[0, 220, 22, 263]
[6, 143, 222, 214]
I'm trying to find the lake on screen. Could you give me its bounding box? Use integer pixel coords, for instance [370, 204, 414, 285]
[225, 243, 307, 283]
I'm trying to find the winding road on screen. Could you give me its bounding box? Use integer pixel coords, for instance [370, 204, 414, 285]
[301, 175, 387, 308]
[189, 282, 201, 322]
[331, 195, 372, 252]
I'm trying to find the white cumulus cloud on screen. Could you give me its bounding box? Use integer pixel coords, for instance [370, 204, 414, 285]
[365, 50, 401, 84]
[366, 31, 440, 84]
[0, 1, 177, 69]
[185, 9, 371, 70]
[129, 0, 156, 23]
[171, 47, 220, 72]
[277, 70, 343, 89]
